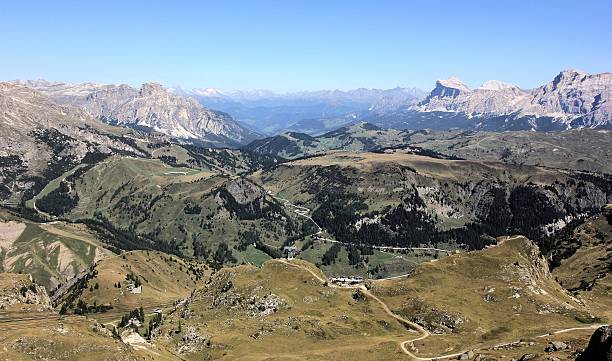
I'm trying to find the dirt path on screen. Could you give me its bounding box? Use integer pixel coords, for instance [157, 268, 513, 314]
[278, 259, 607, 360]
[536, 324, 607, 338]
[278, 259, 436, 359]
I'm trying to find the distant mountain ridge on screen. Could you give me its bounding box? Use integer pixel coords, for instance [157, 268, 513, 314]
[367, 70, 612, 131]
[176, 86, 425, 135]
[15, 79, 257, 146]
[244, 121, 612, 173]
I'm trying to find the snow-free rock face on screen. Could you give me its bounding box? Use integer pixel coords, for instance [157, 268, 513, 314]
[417, 76, 529, 115]
[412, 70, 612, 129]
[418, 77, 472, 105]
[529, 70, 612, 127]
[18, 80, 257, 146]
[0, 82, 146, 203]
[0, 273, 51, 310]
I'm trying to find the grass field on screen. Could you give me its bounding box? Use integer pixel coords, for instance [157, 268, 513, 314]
[234, 245, 272, 266]
[59, 250, 210, 314]
[372, 236, 607, 358]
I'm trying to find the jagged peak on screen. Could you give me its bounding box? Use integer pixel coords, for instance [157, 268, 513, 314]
[558, 69, 588, 77]
[139, 82, 165, 96]
[436, 77, 471, 92]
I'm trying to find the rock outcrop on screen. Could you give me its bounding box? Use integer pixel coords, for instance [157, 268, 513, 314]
[0, 273, 51, 310]
[576, 325, 612, 361]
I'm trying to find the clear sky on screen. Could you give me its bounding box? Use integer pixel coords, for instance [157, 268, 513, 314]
[1, 0, 610, 92]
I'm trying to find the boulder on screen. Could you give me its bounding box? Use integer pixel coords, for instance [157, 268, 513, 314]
[458, 351, 475, 360]
[545, 341, 568, 352]
[518, 354, 538, 361]
[576, 325, 612, 361]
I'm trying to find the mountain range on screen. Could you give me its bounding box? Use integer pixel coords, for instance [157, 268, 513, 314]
[175, 86, 425, 135]
[0, 82, 148, 204]
[15, 80, 257, 147]
[12, 69, 611, 147]
[366, 69, 612, 131]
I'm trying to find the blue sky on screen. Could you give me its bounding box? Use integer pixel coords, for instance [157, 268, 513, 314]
[1, 0, 610, 92]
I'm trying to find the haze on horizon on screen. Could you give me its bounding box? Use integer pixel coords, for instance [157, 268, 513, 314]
[1, 0, 611, 92]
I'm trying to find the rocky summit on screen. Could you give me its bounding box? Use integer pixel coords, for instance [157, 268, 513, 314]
[367, 70, 612, 131]
[16, 80, 257, 146]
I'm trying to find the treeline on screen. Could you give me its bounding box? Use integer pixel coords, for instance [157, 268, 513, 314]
[217, 187, 284, 220]
[322, 243, 341, 265]
[311, 183, 591, 251]
[80, 213, 180, 256]
[36, 181, 79, 216]
[58, 268, 98, 313]
[73, 299, 113, 315]
[236, 228, 283, 259]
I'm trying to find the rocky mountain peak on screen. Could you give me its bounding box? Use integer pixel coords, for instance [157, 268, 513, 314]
[16, 80, 257, 146]
[139, 82, 165, 96]
[407, 70, 611, 129]
[437, 76, 471, 92]
[549, 69, 589, 89]
[420, 77, 471, 104]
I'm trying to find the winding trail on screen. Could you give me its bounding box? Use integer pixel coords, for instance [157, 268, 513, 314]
[536, 324, 606, 338]
[278, 259, 469, 360]
[273, 194, 609, 359]
[278, 256, 608, 360]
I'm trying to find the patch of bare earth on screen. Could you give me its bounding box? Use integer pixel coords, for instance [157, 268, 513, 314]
[0, 221, 26, 250]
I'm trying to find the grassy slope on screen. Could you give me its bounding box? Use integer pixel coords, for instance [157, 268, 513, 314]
[66, 156, 305, 258]
[0, 317, 143, 361]
[252, 151, 581, 220]
[372, 236, 603, 357]
[143, 236, 608, 360]
[60, 250, 210, 314]
[551, 210, 612, 321]
[409, 128, 612, 173]
[0, 210, 113, 290]
[246, 122, 411, 159]
[250, 151, 609, 279]
[154, 259, 407, 360]
[0, 272, 144, 361]
[246, 125, 612, 173]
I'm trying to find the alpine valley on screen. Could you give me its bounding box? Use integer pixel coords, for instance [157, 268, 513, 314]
[1, 70, 611, 361]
